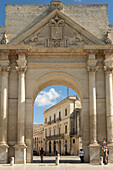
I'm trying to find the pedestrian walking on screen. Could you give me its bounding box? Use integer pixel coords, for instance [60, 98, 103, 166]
[40, 148, 44, 163]
[104, 147, 108, 165]
[79, 149, 84, 163]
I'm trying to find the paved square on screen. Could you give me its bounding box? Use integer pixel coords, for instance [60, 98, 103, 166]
[0, 156, 113, 170]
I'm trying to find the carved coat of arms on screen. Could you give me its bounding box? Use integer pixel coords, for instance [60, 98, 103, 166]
[49, 16, 64, 47]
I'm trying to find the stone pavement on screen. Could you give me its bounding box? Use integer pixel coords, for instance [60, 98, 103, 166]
[0, 156, 113, 170]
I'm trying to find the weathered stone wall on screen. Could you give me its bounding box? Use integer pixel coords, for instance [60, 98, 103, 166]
[5, 4, 108, 41]
[63, 4, 108, 41]
[5, 5, 50, 41]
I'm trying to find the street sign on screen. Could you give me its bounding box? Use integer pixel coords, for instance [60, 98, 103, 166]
[102, 140, 107, 148]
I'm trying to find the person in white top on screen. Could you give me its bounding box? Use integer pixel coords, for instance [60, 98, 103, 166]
[79, 149, 84, 163]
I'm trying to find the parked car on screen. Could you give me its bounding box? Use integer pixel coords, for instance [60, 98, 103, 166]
[33, 150, 37, 156]
[36, 151, 40, 156]
[33, 150, 46, 156]
[36, 151, 46, 156]
[43, 151, 46, 156]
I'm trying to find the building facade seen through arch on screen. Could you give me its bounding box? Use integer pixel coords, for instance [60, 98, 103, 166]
[44, 96, 82, 156]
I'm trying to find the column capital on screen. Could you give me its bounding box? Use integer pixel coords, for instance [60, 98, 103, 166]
[16, 66, 27, 73]
[0, 66, 10, 73]
[87, 66, 99, 73]
[104, 66, 113, 73]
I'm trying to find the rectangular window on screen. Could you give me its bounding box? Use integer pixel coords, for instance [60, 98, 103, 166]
[54, 129, 55, 135]
[59, 111, 61, 120]
[65, 125, 67, 134]
[65, 109, 67, 116]
[59, 128, 61, 135]
[49, 129, 51, 136]
[35, 138, 36, 147]
[54, 114, 56, 122]
[45, 118, 47, 124]
[73, 139, 75, 143]
[50, 116, 51, 123]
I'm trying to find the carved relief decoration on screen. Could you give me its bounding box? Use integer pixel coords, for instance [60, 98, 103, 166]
[105, 31, 112, 45]
[21, 15, 94, 48]
[104, 66, 113, 73]
[87, 66, 99, 73]
[50, 1, 63, 11]
[16, 66, 27, 73]
[0, 33, 8, 44]
[0, 66, 10, 73]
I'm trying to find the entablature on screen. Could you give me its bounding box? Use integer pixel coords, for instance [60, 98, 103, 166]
[0, 44, 113, 57]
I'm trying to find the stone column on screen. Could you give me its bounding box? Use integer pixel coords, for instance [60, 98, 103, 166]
[87, 52, 100, 164]
[61, 140, 63, 155]
[104, 52, 113, 163]
[14, 53, 27, 164]
[51, 140, 53, 154]
[0, 53, 10, 164]
[47, 141, 49, 153]
[87, 66, 98, 145]
[0, 67, 10, 163]
[45, 140, 47, 153]
[56, 141, 58, 153]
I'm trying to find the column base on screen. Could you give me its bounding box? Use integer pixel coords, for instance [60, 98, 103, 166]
[107, 143, 113, 163]
[89, 143, 100, 164]
[14, 144, 27, 164]
[0, 143, 9, 164]
[26, 146, 32, 163]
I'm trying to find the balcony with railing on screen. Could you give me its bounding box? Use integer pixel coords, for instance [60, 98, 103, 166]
[56, 117, 62, 121]
[46, 133, 64, 140]
[48, 117, 61, 125]
[70, 131, 77, 136]
[51, 119, 56, 123]
[70, 131, 81, 137]
[47, 121, 51, 125]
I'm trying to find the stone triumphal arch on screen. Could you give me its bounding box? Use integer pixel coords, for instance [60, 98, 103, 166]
[0, 0, 113, 164]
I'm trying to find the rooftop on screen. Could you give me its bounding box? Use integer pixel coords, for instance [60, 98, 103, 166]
[44, 95, 79, 114]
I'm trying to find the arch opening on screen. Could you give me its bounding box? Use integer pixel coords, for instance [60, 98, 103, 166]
[32, 84, 83, 162]
[27, 71, 88, 103]
[26, 71, 88, 163]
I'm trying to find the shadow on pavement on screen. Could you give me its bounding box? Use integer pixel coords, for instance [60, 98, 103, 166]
[33, 159, 82, 164]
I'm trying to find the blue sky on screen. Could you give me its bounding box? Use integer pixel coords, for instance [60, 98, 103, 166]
[0, 0, 113, 25]
[0, 0, 113, 124]
[34, 86, 77, 124]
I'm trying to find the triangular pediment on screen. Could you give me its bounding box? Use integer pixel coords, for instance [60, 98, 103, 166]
[10, 9, 104, 47]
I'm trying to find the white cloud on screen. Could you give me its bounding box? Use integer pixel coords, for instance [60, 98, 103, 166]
[35, 88, 60, 107]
